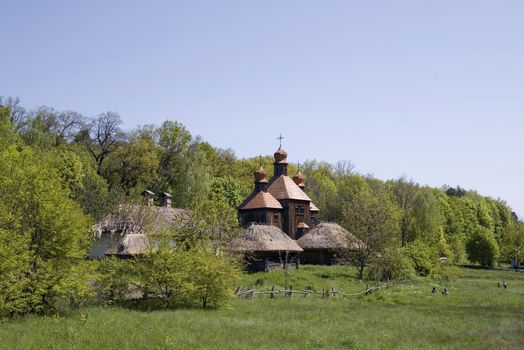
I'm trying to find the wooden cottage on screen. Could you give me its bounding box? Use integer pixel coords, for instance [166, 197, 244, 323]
[229, 224, 303, 271]
[296, 222, 361, 265]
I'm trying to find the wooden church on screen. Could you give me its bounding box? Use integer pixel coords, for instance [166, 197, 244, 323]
[233, 141, 361, 270]
[238, 144, 320, 240]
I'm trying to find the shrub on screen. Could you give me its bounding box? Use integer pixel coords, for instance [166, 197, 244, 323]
[137, 235, 240, 308]
[51, 261, 97, 310]
[95, 258, 136, 302]
[191, 247, 241, 308]
[0, 228, 34, 318]
[368, 247, 415, 281]
[406, 241, 437, 277]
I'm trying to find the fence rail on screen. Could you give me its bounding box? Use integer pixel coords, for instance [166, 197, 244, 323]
[235, 282, 390, 299]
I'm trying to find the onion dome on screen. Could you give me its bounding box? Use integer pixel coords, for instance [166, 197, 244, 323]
[254, 166, 268, 183]
[273, 146, 288, 164]
[292, 170, 306, 188]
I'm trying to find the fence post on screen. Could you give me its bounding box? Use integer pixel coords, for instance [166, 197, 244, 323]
[304, 286, 307, 298]
[270, 285, 275, 299]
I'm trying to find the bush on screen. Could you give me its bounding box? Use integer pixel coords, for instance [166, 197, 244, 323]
[406, 241, 437, 277]
[51, 261, 97, 311]
[137, 235, 240, 308]
[0, 229, 34, 318]
[191, 247, 241, 308]
[95, 258, 136, 302]
[368, 247, 415, 281]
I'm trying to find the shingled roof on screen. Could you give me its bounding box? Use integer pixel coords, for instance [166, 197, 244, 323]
[238, 191, 283, 210]
[267, 175, 311, 201]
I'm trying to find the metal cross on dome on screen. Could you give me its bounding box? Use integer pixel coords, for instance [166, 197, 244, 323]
[277, 134, 284, 146]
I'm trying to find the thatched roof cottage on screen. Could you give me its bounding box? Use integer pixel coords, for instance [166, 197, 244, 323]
[297, 222, 361, 265]
[229, 224, 303, 271]
[89, 191, 189, 258]
[105, 233, 151, 257]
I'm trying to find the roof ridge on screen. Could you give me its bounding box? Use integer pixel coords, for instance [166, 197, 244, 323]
[267, 174, 311, 201]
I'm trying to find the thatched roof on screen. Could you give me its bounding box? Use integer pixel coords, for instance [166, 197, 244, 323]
[297, 222, 361, 250]
[229, 224, 303, 253]
[92, 204, 189, 237]
[105, 233, 150, 256]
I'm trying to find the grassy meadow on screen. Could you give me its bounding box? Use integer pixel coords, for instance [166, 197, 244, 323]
[1, 266, 523, 350]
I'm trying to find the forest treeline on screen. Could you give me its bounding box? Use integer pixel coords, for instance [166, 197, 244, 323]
[1, 96, 523, 316]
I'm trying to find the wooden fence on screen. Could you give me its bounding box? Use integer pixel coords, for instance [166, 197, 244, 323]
[235, 282, 390, 299]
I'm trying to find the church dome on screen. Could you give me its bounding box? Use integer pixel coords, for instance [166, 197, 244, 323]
[274, 146, 288, 164]
[293, 170, 306, 187]
[254, 166, 268, 183]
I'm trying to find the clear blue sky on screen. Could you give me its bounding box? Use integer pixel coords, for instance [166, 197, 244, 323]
[1, 1, 523, 216]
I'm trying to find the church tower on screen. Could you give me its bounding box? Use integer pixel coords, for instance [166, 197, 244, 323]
[273, 146, 288, 177]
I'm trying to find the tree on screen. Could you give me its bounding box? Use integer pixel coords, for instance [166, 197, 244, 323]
[0, 146, 92, 315]
[191, 247, 240, 308]
[138, 235, 195, 306]
[209, 176, 245, 208]
[0, 96, 27, 129]
[105, 135, 160, 196]
[410, 189, 445, 244]
[77, 112, 124, 175]
[51, 110, 84, 146]
[500, 222, 524, 268]
[466, 229, 499, 267]
[137, 233, 240, 308]
[390, 177, 419, 246]
[18, 107, 57, 150]
[341, 191, 400, 279]
[0, 106, 22, 149]
[0, 228, 34, 317]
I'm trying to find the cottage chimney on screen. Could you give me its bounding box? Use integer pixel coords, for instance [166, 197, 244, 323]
[161, 192, 172, 208]
[143, 190, 155, 207]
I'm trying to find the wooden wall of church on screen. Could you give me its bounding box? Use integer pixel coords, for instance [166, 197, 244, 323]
[282, 199, 312, 239]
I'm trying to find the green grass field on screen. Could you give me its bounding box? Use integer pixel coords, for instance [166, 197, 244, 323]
[1, 266, 523, 349]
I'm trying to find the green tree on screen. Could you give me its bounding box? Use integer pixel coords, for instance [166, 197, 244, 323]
[209, 176, 245, 208]
[466, 229, 499, 267]
[0, 227, 34, 317]
[105, 135, 160, 196]
[138, 235, 195, 306]
[341, 191, 400, 279]
[390, 177, 419, 247]
[0, 146, 92, 314]
[191, 247, 240, 308]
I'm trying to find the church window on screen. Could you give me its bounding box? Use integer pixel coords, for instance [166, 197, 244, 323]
[295, 206, 304, 216]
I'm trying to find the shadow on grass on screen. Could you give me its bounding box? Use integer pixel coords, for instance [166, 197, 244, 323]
[112, 297, 219, 312]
